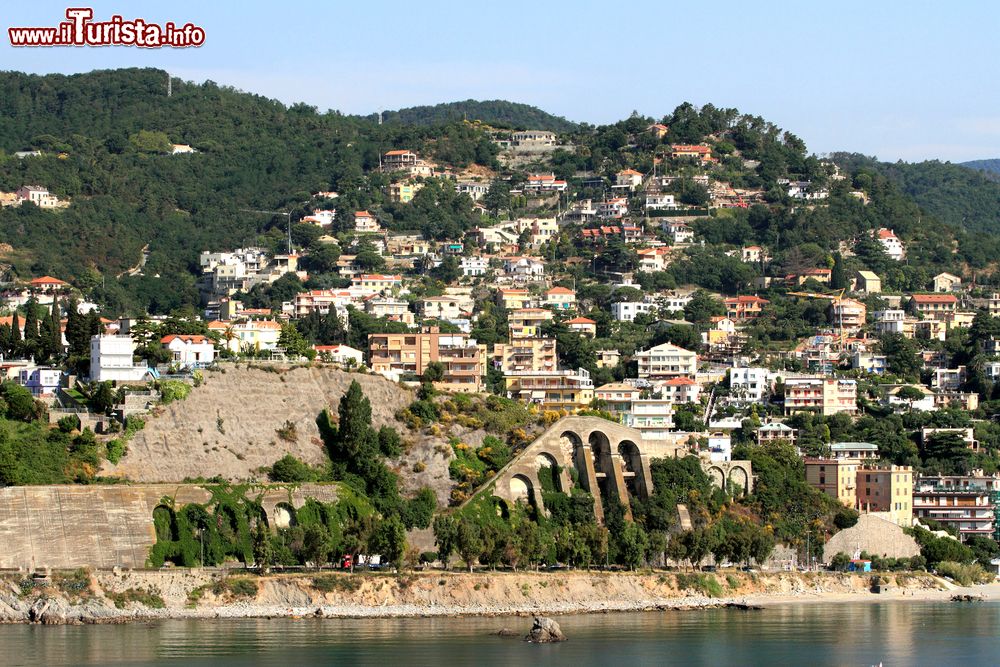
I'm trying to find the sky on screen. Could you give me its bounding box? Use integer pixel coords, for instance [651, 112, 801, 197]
[2, 1, 999, 162]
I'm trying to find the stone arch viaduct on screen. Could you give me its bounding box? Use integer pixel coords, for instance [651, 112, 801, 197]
[488, 416, 753, 523]
[0, 483, 340, 570]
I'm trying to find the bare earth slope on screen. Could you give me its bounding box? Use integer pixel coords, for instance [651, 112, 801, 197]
[103, 364, 415, 483]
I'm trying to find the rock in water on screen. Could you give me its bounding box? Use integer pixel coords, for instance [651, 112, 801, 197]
[525, 616, 566, 643]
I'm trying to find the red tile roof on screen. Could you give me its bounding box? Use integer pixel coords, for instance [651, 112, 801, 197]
[910, 294, 957, 304]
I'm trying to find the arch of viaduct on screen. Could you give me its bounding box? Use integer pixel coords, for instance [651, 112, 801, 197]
[489, 416, 753, 523]
[0, 483, 340, 570]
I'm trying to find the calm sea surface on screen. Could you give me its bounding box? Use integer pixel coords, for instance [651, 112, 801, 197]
[3, 601, 999, 666]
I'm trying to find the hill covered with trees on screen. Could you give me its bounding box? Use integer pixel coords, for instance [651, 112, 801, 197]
[961, 158, 1000, 176]
[372, 99, 579, 133]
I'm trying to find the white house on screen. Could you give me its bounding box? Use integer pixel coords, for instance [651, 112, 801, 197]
[161, 334, 216, 368]
[729, 367, 771, 402]
[314, 344, 364, 366]
[645, 193, 677, 211]
[635, 342, 698, 379]
[18, 367, 61, 397]
[663, 221, 694, 244]
[460, 256, 488, 277]
[90, 335, 150, 382]
[876, 228, 905, 261]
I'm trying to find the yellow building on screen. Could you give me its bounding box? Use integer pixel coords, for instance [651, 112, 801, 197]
[498, 288, 533, 311]
[208, 319, 282, 354]
[492, 338, 557, 373]
[505, 368, 594, 411]
[388, 181, 423, 203]
[805, 458, 860, 508]
[857, 465, 913, 527]
[508, 308, 553, 338]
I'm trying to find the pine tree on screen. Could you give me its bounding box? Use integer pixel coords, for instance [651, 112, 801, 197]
[65, 296, 88, 358]
[831, 252, 847, 290]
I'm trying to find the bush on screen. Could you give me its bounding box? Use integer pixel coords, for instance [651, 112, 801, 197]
[830, 552, 852, 572]
[420, 551, 439, 564]
[675, 573, 723, 597]
[269, 454, 317, 482]
[57, 415, 81, 433]
[409, 399, 439, 422]
[225, 577, 259, 598]
[107, 587, 165, 609]
[106, 439, 126, 463]
[159, 380, 192, 404]
[935, 561, 993, 586]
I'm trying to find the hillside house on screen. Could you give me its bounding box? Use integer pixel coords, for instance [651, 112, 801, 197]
[161, 334, 216, 368]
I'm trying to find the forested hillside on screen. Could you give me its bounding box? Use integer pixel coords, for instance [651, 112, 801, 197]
[961, 158, 1000, 176]
[0, 69, 499, 313]
[373, 100, 579, 133]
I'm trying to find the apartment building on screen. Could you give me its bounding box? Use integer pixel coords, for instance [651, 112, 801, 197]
[492, 338, 558, 374]
[635, 342, 698, 380]
[805, 458, 861, 508]
[508, 308, 553, 339]
[908, 294, 958, 321]
[724, 295, 769, 321]
[858, 465, 913, 527]
[368, 328, 486, 392]
[783, 376, 858, 416]
[913, 482, 996, 541]
[504, 368, 594, 411]
[831, 298, 867, 332]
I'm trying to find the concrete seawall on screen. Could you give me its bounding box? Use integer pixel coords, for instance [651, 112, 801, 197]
[0, 484, 339, 570]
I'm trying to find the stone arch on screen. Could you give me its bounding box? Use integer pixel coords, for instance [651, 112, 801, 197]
[152, 505, 178, 542]
[493, 497, 511, 520]
[728, 467, 749, 496]
[273, 502, 296, 529]
[535, 452, 562, 493]
[617, 440, 642, 474]
[706, 466, 725, 489]
[560, 430, 583, 462]
[509, 474, 534, 504]
[588, 430, 612, 472]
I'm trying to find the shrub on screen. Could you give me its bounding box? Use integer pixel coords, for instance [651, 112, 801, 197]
[420, 551, 439, 564]
[106, 439, 126, 463]
[225, 577, 259, 598]
[159, 380, 192, 404]
[275, 420, 298, 443]
[935, 561, 993, 586]
[108, 587, 165, 609]
[57, 415, 81, 433]
[675, 573, 723, 597]
[312, 575, 361, 593]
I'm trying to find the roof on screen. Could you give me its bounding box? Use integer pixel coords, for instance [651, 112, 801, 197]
[161, 334, 210, 344]
[671, 144, 711, 153]
[725, 295, 769, 305]
[596, 382, 637, 392]
[831, 442, 879, 451]
[384, 149, 413, 156]
[565, 317, 596, 325]
[30, 276, 67, 285]
[910, 294, 958, 304]
[664, 377, 697, 386]
[546, 287, 575, 295]
[354, 274, 402, 281]
[618, 169, 643, 176]
[877, 228, 898, 239]
[527, 173, 556, 181]
[857, 270, 880, 280]
[354, 210, 373, 217]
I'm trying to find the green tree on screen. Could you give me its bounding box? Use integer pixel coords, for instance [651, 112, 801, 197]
[620, 522, 649, 570]
[371, 515, 407, 570]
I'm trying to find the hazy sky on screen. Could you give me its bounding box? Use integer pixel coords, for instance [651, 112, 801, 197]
[3, 1, 999, 162]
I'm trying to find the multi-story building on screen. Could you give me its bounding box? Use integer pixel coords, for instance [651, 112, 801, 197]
[523, 173, 567, 193]
[90, 335, 150, 382]
[637, 247, 673, 273]
[565, 316, 597, 338]
[724, 295, 769, 321]
[594, 382, 641, 413]
[492, 338, 558, 374]
[858, 465, 913, 527]
[908, 294, 958, 321]
[504, 368, 594, 411]
[544, 286, 576, 310]
[831, 442, 879, 460]
[831, 298, 867, 332]
[670, 144, 713, 162]
[783, 376, 858, 416]
[460, 256, 488, 277]
[757, 422, 796, 446]
[876, 228, 906, 260]
[729, 367, 771, 402]
[15, 185, 62, 208]
[351, 274, 403, 292]
[635, 343, 698, 380]
[208, 319, 282, 354]
[368, 329, 486, 392]
[388, 181, 423, 203]
[621, 398, 674, 441]
[659, 376, 701, 405]
[364, 296, 413, 323]
[508, 308, 553, 338]
[805, 458, 861, 508]
[498, 288, 533, 311]
[912, 482, 996, 541]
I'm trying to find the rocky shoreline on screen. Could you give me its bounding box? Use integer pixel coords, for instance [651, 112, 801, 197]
[0, 569, 973, 626]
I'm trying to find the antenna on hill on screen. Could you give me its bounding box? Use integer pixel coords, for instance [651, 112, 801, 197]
[378, 109, 383, 125]
[166, 71, 172, 98]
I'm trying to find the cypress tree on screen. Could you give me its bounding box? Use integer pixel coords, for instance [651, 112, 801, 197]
[49, 297, 62, 359]
[10, 311, 22, 356]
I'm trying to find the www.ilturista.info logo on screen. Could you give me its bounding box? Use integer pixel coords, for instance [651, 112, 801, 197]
[8, 8, 205, 47]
